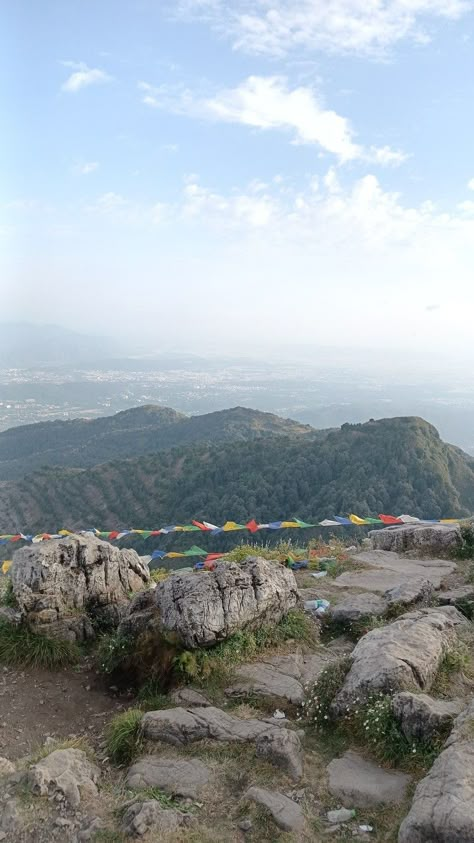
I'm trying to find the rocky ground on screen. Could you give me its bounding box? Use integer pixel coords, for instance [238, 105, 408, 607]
[1, 523, 474, 842]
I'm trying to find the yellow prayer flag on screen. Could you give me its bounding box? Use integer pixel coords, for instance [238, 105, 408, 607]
[280, 521, 299, 528]
[2, 560, 12, 574]
[222, 521, 244, 531]
[349, 514, 369, 525]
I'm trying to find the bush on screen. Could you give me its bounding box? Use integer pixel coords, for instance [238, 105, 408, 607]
[300, 657, 352, 729]
[455, 524, 474, 560]
[0, 578, 18, 609]
[96, 633, 134, 675]
[0, 621, 80, 669]
[105, 708, 143, 764]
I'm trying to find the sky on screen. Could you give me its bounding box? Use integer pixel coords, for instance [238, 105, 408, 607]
[2, 0, 474, 355]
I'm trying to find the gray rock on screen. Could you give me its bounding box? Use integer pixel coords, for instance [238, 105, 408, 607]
[122, 800, 189, 836]
[28, 749, 100, 808]
[438, 586, 474, 617]
[330, 594, 387, 623]
[336, 550, 456, 594]
[125, 757, 210, 798]
[0, 757, 15, 776]
[327, 808, 356, 824]
[332, 607, 463, 714]
[12, 535, 149, 642]
[370, 524, 462, 556]
[0, 606, 22, 626]
[384, 578, 434, 608]
[225, 651, 335, 705]
[398, 700, 474, 842]
[327, 751, 411, 808]
[124, 557, 298, 648]
[0, 799, 21, 834]
[238, 818, 252, 831]
[170, 687, 210, 707]
[244, 786, 306, 833]
[255, 727, 303, 780]
[392, 692, 464, 741]
[142, 705, 303, 779]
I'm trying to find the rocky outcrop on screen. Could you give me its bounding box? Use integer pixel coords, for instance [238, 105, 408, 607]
[327, 750, 411, 808]
[370, 524, 462, 556]
[125, 757, 211, 798]
[120, 557, 298, 648]
[11, 535, 150, 642]
[243, 787, 306, 833]
[122, 800, 191, 837]
[330, 593, 387, 624]
[392, 692, 464, 741]
[335, 549, 455, 593]
[384, 578, 434, 609]
[28, 748, 100, 808]
[225, 651, 334, 705]
[332, 607, 464, 714]
[141, 705, 303, 779]
[398, 701, 474, 842]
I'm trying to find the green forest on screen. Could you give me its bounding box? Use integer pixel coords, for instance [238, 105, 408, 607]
[1, 416, 473, 540]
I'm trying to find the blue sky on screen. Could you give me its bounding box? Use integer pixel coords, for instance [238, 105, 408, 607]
[2, 1, 474, 355]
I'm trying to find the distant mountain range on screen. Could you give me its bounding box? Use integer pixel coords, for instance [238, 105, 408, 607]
[0, 405, 317, 480]
[1, 414, 473, 534]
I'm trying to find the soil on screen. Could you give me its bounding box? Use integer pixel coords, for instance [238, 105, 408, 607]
[0, 664, 125, 760]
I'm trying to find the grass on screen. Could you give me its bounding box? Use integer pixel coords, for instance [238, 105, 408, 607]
[0, 577, 18, 609]
[453, 524, 474, 560]
[92, 832, 126, 843]
[105, 708, 144, 765]
[174, 609, 317, 685]
[0, 620, 80, 668]
[136, 680, 173, 711]
[321, 613, 387, 643]
[431, 642, 471, 696]
[300, 657, 352, 729]
[28, 736, 94, 765]
[96, 632, 135, 675]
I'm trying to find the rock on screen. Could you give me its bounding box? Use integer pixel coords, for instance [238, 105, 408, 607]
[335, 550, 456, 593]
[76, 817, 105, 841]
[330, 594, 387, 623]
[122, 800, 189, 836]
[370, 524, 462, 556]
[398, 700, 474, 842]
[123, 557, 299, 648]
[0, 757, 15, 776]
[438, 586, 474, 617]
[243, 786, 306, 833]
[327, 808, 356, 823]
[0, 606, 22, 627]
[117, 588, 157, 638]
[384, 578, 434, 608]
[125, 757, 210, 798]
[255, 728, 303, 780]
[225, 651, 335, 705]
[327, 751, 411, 808]
[142, 706, 303, 780]
[0, 800, 21, 834]
[392, 692, 464, 741]
[28, 748, 100, 808]
[332, 607, 463, 714]
[238, 818, 252, 831]
[11, 535, 150, 642]
[170, 688, 210, 707]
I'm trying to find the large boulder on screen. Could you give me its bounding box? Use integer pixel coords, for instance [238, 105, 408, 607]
[327, 750, 411, 808]
[120, 557, 298, 648]
[28, 748, 100, 808]
[392, 692, 464, 742]
[332, 607, 464, 715]
[329, 593, 387, 624]
[370, 524, 462, 556]
[125, 757, 210, 799]
[11, 535, 150, 642]
[398, 700, 474, 842]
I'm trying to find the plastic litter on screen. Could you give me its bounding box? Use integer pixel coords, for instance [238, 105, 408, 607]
[289, 559, 309, 570]
[327, 808, 355, 824]
[359, 826, 374, 833]
[311, 571, 328, 579]
[273, 709, 286, 719]
[304, 599, 330, 616]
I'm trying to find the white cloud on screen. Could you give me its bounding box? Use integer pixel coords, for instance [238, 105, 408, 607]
[61, 62, 112, 93]
[468, 177, 474, 190]
[176, 0, 473, 57]
[140, 75, 405, 165]
[78, 162, 99, 175]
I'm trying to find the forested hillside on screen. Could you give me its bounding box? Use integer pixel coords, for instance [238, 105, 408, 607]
[0, 405, 315, 479]
[1, 417, 473, 534]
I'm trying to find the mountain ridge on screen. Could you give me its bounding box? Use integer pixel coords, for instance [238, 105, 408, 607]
[1, 415, 473, 535]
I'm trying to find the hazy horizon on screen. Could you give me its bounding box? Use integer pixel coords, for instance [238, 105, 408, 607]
[3, 2, 474, 356]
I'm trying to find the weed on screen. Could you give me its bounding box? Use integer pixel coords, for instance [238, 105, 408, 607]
[432, 643, 470, 695]
[0, 578, 18, 609]
[92, 831, 126, 843]
[454, 524, 474, 560]
[105, 709, 143, 765]
[132, 786, 193, 813]
[96, 632, 134, 675]
[301, 657, 352, 729]
[149, 568, 170, 584]
[0, 621, 80, 668]
[136, 680, 172, 711]
[28, 736, 94, 765]
[322, 613, 386, 643]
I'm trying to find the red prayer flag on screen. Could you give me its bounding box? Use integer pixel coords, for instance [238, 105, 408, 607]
[205, 553, 225, 562]
[192, 520, 211, 531]
[246, 520, 259, 533]
[378, 514, 403, 524]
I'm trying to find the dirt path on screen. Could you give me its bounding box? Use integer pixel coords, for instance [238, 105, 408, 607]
[0, 665, 124, 760]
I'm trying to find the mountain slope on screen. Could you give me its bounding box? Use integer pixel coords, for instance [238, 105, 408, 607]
[0, 405, 315, 480]
[1, 417, 473, 534]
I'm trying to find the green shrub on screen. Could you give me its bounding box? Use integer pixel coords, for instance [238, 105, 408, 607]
[301, 657, 352, 729]
[455, 524, 474, 560]
[0, 621, 80, 669]
[96, 633, 134, 675]
[105, 709, 143, 765]
[0, 579, 18, 609]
